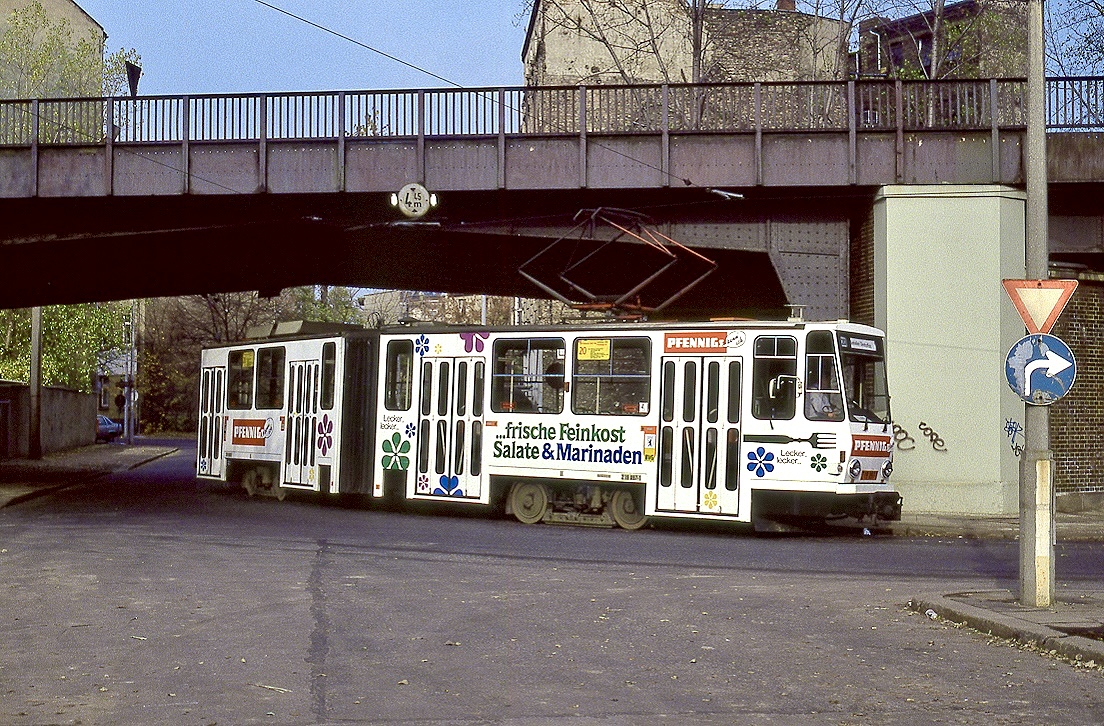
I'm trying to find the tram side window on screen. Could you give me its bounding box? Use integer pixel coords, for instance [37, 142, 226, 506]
[804, 331, 844, 422]
[255, 347, 286, 410]
[752, 336, 797, 420]
[321, 342, 337, 410]
[491, 338, 565, 414]
[572, 338, 651, 416]
[227, 349, 255, 410]
[384, 340, 414, 411]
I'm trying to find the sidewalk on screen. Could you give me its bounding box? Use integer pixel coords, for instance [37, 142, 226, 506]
[1, 442, 1102, 669]
[910, 590, 1104, 669]
[890, 509, 1104, 541]
[0, 441, 178, 509]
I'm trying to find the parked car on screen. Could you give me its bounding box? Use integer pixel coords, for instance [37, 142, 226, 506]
[96, 415, 122, 443]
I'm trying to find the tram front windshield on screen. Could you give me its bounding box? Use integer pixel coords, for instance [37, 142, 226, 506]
[837, 335, 890, 425]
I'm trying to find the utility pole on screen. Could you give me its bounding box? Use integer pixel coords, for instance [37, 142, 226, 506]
[28, 306, 43, 460]
[1020, 0, 1052, 608]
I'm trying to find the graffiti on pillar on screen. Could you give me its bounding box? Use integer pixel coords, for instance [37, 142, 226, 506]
[1004, 418, 1025, 458]
[892, 421, 948, 453]
[917, 421, 948, 452]
[892, 424, 916, 451]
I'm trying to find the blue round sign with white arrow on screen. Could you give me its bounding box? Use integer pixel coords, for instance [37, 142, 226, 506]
[1005, 333, 1077, 405]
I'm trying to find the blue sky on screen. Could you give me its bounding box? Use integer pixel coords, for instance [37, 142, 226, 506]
[77, 0, 531, 95]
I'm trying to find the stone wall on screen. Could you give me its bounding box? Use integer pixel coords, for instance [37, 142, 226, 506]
[0, 383, 96, 459]
[705, 8, 848, 82]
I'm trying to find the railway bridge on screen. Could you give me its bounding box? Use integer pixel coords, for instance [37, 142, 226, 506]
[3, 76, 1104, 514]
[0, 78, 1100, 315]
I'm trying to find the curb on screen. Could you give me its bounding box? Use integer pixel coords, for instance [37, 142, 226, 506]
[123, 447, 180, 471]
[908, 594, 1104, 666]
[0, 447, 179, 509]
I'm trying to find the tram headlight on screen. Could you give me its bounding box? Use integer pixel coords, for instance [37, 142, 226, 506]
[881, 459, 893, 479]
[848, 459, 863, 480]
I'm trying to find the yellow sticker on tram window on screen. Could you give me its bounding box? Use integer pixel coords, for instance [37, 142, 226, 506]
[241, 350, 255, 368]
[577, 339, 611, 361]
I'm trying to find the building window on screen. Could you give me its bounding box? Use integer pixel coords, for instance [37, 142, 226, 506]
[99, 376, 111, 410]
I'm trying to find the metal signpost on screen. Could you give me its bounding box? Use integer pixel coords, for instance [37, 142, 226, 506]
[1003, 276, 1077, 608]
[1018, 0, 1052, 609]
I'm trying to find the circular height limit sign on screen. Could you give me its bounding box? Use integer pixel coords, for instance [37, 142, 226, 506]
[1005, 333, 1076, 406]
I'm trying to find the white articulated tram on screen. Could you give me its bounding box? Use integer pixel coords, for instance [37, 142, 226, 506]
[197, 318, 901, 530]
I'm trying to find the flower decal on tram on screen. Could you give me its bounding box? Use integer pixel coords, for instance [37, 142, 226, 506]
[317, 415, 334, 456]
[405, 422, 417, 439]
[434, 475, 464, 497]
[746, 447, 776, 478]
[417, 474, 430, 494]
[414, 335, 430, 357]
[810, 453, 828, 472]
[381, 432, 411, 470]
[460, 331, 489, 353]
[703, 491, 718, 510]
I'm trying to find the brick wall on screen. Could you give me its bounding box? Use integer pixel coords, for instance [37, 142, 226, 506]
[849, 208, 875, 325]
[1050, 280, 1104, 494]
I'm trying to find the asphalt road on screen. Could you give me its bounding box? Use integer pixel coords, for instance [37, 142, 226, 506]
[1, 445, 1102, 725]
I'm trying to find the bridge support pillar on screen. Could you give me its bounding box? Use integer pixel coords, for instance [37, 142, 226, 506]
[871, 185, 1026, 516]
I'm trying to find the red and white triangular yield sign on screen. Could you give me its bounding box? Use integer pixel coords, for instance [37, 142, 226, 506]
[1002, 279, 1078, 334]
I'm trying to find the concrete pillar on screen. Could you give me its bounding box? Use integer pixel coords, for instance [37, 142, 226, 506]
[872, 185, 1026, 515]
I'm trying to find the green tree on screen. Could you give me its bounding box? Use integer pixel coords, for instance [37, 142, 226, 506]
[138, 288, 366, 433]
[291, 286, 363, 324]
[0, 304, 127, 391]
[0, 0, 139, 99]
[0, 2, 141, 394]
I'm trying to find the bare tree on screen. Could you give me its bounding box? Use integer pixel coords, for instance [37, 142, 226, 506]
[864, 0, 1028, 79]
[1046, 0, 1104, 75]
[524, 0, 698, 85]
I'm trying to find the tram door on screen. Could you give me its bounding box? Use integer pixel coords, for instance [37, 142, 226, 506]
[284, 359, 320, 488]
[198, 366, 225, 477]
[656, 357, 742, 515]
[418, 358, 485, 499]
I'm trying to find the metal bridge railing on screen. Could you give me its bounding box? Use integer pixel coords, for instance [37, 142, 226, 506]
[0, 78, 1095, 148]
[1047, 76, 1104, 130]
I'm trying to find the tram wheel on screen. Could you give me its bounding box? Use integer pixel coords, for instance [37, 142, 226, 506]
[242, 469, 258, 497]
[609, 489, 647, 530]
[510, 482, 549, 525]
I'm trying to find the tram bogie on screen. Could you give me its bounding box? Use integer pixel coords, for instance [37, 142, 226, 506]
[197, 318, 902, 531]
